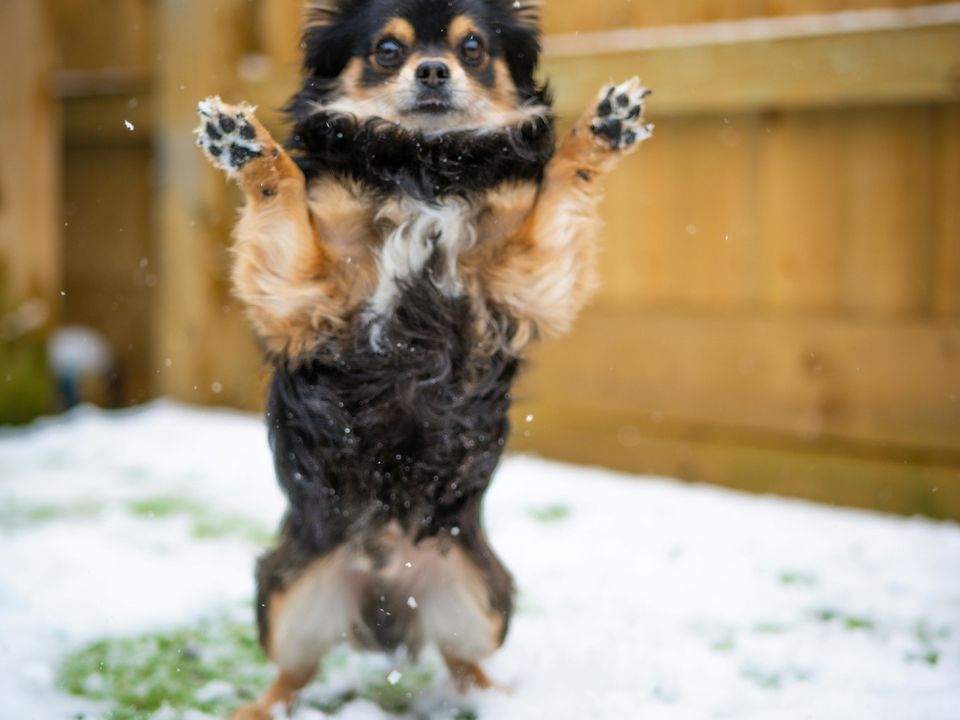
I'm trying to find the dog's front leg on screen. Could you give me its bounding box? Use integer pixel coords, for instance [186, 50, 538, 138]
[483, 78, 652, 349]
[196, 97, 350, 361]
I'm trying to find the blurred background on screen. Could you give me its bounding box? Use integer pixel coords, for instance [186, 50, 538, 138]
[1, 0, 958, 518]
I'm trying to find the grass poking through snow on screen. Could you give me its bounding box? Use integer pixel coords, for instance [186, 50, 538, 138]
[526, 504, 571, 523]
[58, 615, 479, 719]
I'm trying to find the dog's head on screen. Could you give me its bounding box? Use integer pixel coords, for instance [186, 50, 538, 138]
[293, 0, 547, 132]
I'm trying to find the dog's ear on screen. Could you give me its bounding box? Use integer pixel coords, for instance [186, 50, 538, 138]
[507, 0, 542, 28]
[304, 0, 349, 31]
[302, 0, 357, 77]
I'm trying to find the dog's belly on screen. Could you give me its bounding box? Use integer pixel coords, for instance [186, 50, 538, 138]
[267, 275, 519, 553]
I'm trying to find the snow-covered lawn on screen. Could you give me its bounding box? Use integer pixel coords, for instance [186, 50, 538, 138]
[1, 402, 958, 719]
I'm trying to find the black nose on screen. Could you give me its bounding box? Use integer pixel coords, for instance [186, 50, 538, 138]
[416, 61, 450, 88]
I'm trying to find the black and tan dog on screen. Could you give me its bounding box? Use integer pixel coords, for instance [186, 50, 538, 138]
[195, 0, 651, 716]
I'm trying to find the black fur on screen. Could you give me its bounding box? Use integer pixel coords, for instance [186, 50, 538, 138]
[267, 278, 518, 553]
[284, 0, 553, 201]
[288, 112, 554, 202]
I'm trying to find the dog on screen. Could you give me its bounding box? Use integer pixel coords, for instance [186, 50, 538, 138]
[195, 0, 651, 716]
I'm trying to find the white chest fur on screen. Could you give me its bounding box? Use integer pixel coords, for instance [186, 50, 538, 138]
[365, 197, 477, 343]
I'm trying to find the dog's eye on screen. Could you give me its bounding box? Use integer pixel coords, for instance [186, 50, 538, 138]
[374, 37, 405, 68]
[460, 35, 485, 65]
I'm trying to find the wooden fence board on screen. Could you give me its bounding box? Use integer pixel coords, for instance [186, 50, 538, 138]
[518, 307, 960, 453]
[541, 0, 949, 34]
[544, 21, 960, 118]
[153, 0, 265, 409]
[508, 402, 960, 519]
[840, 106, 939, 314]
[935, 104, 960, 317]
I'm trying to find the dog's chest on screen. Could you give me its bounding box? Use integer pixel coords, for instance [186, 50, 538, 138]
[366, 196, 476, 327]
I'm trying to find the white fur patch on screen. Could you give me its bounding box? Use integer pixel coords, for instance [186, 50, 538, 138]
[365, 198, 476, 348]
[270, 546, 365, 673]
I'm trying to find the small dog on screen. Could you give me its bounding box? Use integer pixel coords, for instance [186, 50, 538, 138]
[196, 0, 651, 716]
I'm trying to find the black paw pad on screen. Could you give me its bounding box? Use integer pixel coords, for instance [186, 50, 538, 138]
[592, 118, 623, 146]
[196, 97, 264, 174]
[590, 78, 653, 152]
[229, 143, 261, 166]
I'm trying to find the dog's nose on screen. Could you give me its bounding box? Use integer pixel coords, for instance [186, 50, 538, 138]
[416, 61, 450, 88]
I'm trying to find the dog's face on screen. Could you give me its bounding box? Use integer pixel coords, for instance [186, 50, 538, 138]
[300, 0, 546, 131]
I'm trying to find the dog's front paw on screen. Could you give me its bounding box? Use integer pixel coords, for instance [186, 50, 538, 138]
[589, 78, 653, 152]
[196, 96, 264, 175]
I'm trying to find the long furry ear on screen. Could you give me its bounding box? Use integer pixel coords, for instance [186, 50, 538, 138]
[301, 0, 358, 77]
[305, 0, 345, 29]
[508, 0, 542, 28]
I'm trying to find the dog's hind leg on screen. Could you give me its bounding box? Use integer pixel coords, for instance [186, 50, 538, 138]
[195, 96, 352, 361]
[408, 533, 513, 692]
[230, 541, 362, 719]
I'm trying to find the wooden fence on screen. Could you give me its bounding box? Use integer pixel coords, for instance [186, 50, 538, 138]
[2, 0, 958, 517]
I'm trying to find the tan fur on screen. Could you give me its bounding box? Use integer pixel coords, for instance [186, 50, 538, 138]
[305, 0, 340, 29]
[511, 0, 542, 27]
[470, 108, 634, 352]
[225, 99, 625, 361]
[443, 656, 496, 692]
[246, 526, 506, 714]
[227, 113, 363, 360]
[448, 15, 481, 47]
[229, 670, 315, 719]
[380, 17, 416, 47]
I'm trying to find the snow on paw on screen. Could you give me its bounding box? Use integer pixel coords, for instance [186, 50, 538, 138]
[589, 77, 653, 152]
[195, 96, 264, 175]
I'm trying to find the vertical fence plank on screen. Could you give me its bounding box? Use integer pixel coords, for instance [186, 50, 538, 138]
[840, 106, 938, 315]
[934, 103, 960, 317]
[153, 0, 265, 409]
[758, 110, 844, 311]
[0, 0, 59, 420]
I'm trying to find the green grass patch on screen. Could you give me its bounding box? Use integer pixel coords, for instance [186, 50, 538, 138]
[752, 623, 787, 635]
[58, 618, 270, 720]
[843, 616, 875, 631]
[0, 495, 271, 546]
[526, 504, 571, 524]
[778, 571, 816, 587]
[127, 496, 273, 545]
[812, 609, 875, 631]
[59, 617, 479, 719]
[0, 500, 102, 531]
[709, 635, 736, 653]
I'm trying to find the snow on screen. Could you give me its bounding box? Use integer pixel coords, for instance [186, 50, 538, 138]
[1, 402, 959, 719]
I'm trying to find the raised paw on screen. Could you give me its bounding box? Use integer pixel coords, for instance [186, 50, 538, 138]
[196, 96, 264, 175]
[590, 77, 653, 152]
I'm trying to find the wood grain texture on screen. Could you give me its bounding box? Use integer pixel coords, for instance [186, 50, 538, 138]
[152, 0, 266, 409]
[541, 0, 957, 35]
[516, 307, 960, 453]
[509, 402, 960, 520]
[543, 22, 960, 118]
[0, 0, 60, 311]
[0, 0, 59, 421]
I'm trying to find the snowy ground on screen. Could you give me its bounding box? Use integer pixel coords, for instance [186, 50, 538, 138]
[1, 402, 959, 719]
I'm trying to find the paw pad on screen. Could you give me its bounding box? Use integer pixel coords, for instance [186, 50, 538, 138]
[590, 78, 653, 152]
[195, 96, 263, 174]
